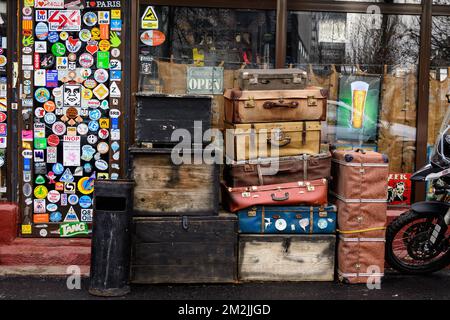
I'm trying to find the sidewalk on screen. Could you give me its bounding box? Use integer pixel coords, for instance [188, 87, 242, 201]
[0, 271, 449, 300]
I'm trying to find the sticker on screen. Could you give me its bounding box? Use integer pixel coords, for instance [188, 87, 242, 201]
[60, 222, 89, 237]
[140, 30, 166, 46]
[47, 146, 58, 163]
[77, 123, 89, 136]
[86, 40, 98, 55]
[97, 51, 110, 69]
[64, 207, 79, 222]
[61, 193, 68, 205]
[74, 167, 84, 177]
[52, 42, 66, 56]
[79, 196, 92, 209]
[81, 209, 93, 222]
[47, 134, 60, 147]
[23, 183, 33, 197]
[95, 160, 108, 171]
[68, 194, 79, 206]
[22, 225, 32, 235]
[79, 29, 91, 42]
[100, 100, 109, 110]
[47, 172, 57, 184]
[35, 215, 50, 225]
[110, 59, 121, 70]
[98, 39, 110, 52]
[45, 113, 57, 125]
[141, 6, 159, 30]
[79, 68, 92, 80]
[97, 142, 109, 154]
[46, 70, 59, 87]
[52, 163, 64, 175]
[34, 185, 49, 199]
[50, 211, 63, 223]
[23, 7, 33, 16]
[94, 68, 109, 83]
[47, 204, 58, 213]
[317, 219, 328, 230]
[41, 54, 56, 69]
[47, 190, 61, 203]
[34, 70, 47, 87]
[35, 88, 51, 103]
[99, 118, 110, 129]
[98, 129, 109, 140]
[79, 53, 94, 68]
[35, 22, 49, 41]
[63, 139, 81, 167]
[91, 27, 101, 40]
[78, 176, 95, 195]
[110, 129, 120, 141]
[93, 84, 109, 100]
[81, 145, 95, 161]
[84, 163, 93, 173]
[48, 10, 82, 32]
[36, 9, 47, 21]
[55, 182, 64, 191]
[63, 84, 81, 107]
[87, 135, 98, 145]
[34, 199, 47, 213]
[109, 109, 121, 118]
[111, 48, 120, 58]
[88, 120, 99, 132]
[52, 121, 67, 136]
[35, 0, 64, 9]
[89, 109, 102, 121]
[35, 41, 48, 53]
[83, 12, 97, 27]
[111, 141, 120, 152]
[98, 11, 110, 25]
[84, 79, 97, 89]
[66, 37, 82, 53]
[48, 31, 59, 43]
[61, 168, 75, 183]
[59, 31, 69, 41]
[110, 70, 122, 81]
[111, 20, 122, 32]
[109, 82, 121, 98]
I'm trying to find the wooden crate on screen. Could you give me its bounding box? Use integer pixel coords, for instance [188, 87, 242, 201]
[131, 213, 238, 284]
[239, 235, 336, 282]
[130, 147, 219, 216]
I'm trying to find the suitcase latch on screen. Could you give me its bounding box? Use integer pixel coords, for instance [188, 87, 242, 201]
[307, 96, 318, 107]
[245, 97, 256, 108]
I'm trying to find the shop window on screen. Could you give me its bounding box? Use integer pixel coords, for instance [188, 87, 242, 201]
[138, 6, 276, 94]
[288, 11, 420, 190]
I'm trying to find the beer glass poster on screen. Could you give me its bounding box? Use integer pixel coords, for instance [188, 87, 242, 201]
[336, 75, 381, 142]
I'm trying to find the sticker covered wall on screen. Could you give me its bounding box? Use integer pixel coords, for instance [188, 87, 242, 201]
[19, 0, 124, 238]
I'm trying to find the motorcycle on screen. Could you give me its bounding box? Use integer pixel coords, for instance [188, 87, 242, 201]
[386, 109, 450, 274]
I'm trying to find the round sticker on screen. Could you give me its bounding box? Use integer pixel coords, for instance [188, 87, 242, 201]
[40, 54, 55, 69]
[66, 107, 78, 119]
[140, 30, 166, 46]
[52, 42, 66, 57]
[52, 163, 64, 175]
[78, 177, 95, 195]
[48, 134, 60, 147]
[40, 229, 48, 238]
[68, 53, 77, 62]
[79, 196, 92, 209]
[79, 29, 92, 42]
[35, 107, 46, 119]
[34, 185, 48, 200]
[66, 37, 82, 53]
[50, 211, 63, 223]
[52, 122, 67, 136]
[98, 129, 109, 140]
[44, 101, 56, 113]
[94, 69, 109, 83]
[88, 121, 99, 132]
[77, 123, 89, 135]
[23, 183, 32, 197]
[91, 27, 101, 40]
[95, 160, 109, 171]
[79, 53, 94, 68]
[35, 22, 49, 41]
[111, 48, 120, 58]
[23, 47, 33, 54]
[97, 142, 110, 154]
[35, 88, 51, 103]
[44, 113, 57, 125]
[47, 203, 58, 212]
[79, 68, 92, 80]
[109, 109, 121, 118]
[0, 112, 6, 123]
[0, 55, 7, 67]
[89, 109, 102, 121]
[68, 194, 79, 205]
[317, 219, 328, 230]
[52, 87, 63, 98]
[83, 12, 98, 27]
[275, 219, 288, 231]
[23, 7, 32, 16]
[87, 135, 98, 145]
[47, 190, 61, 203]
[48, 31, 59, 43]
[84, 79, 97, 89]
[59, 31, 69, 41]
[82, 88, 93, 100]
[99, 40, 111, 52]
[84, 163, 93, 173]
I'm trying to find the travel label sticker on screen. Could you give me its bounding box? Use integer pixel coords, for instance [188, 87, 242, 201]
[48, 10, 82, 32]
[79, 197, 92, 210]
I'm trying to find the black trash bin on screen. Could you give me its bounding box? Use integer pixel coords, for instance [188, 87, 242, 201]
[89, 179, 134, 297]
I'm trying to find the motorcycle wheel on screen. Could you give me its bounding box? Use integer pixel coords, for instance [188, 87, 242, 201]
[386, 210, 450, 275]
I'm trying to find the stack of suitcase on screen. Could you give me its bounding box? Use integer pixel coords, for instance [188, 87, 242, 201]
[221, 69, 337, 282]
[331, 149, 389, 284]
[130, 93, 238, 284]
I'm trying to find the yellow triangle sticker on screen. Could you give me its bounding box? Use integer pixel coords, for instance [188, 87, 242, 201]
[141, 6, 159, 30]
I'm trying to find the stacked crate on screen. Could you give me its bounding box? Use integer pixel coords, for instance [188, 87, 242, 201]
[221, 69, 337, 282]
[130, 93, 238, 284]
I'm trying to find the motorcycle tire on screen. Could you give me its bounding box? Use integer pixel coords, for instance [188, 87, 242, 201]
[386, 210, 450, 275]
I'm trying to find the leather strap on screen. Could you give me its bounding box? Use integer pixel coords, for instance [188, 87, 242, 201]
[302, 122, 306, 145]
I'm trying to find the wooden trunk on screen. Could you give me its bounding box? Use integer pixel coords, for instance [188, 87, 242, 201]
[238, 235, 336, 282]
[131, 213, 238, 284]
[130, 148, 219, 216]
[224, 121, 322, 161]
[135, 93, 212, 146]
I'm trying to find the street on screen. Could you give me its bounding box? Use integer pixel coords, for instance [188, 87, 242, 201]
[0, 271, 449, 300]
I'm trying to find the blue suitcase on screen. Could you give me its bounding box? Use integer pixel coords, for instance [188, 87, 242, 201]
[238, 206, 337, 234]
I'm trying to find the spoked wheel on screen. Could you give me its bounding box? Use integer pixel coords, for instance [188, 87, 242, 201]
[386, 210, 450, 274]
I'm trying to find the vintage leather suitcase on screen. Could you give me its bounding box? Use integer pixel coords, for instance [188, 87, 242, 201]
[135, 93, 212, 146]
[131, 213, 238, 284]
[224, 88, 327, 123]
[221, 179, 328, 213]
[337, 235, 386, 284]
[130, 147, 219, 216]
[331, 150, 389, 200]
[239, 235, 336, 282]
[224, 153, 332, 187]
[238, 69, 308, 91]
[238, 205, 337, 234]
[224, 121, 321, 161]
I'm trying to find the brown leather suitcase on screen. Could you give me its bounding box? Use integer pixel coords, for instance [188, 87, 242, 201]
[337, 236, 386, 284]
[224, 121, 322, 161]
[238, 69, 308, 91]
[224, 153, 332, 188]
[221, 179, 328, 213]
[224, 88, 327, 124]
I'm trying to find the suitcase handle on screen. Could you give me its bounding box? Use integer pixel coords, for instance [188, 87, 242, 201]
[263, 101, 299, 109]
[271, 192, 290, 201]
[267, 137, 291, 148]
